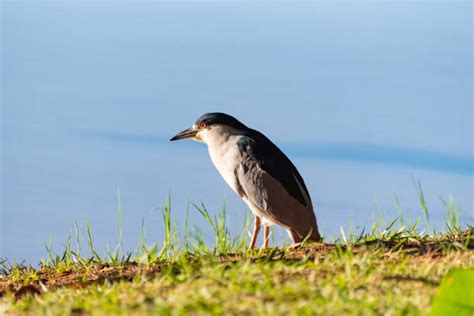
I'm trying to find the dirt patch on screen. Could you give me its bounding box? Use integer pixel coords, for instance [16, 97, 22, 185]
[0, 263, 163, 299]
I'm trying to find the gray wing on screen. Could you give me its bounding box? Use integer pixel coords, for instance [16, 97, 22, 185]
[236, 135, 318, 235]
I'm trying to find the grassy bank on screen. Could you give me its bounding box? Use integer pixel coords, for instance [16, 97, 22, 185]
[1, 193, 473, 315]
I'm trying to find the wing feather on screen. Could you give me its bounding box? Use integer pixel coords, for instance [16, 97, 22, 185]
[236, 131, 311, 208]
[235, 132, 315, 228]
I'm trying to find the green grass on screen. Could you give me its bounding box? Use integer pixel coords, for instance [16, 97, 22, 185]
[0, 190, 473, 315]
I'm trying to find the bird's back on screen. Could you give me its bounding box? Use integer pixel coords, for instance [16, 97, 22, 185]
[236, 129, 321, 242]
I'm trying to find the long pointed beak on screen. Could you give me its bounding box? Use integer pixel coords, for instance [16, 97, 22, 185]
[170, 127, 197, 141]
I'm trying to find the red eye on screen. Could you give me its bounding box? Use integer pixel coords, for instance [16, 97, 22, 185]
[200, 122, 207, 129]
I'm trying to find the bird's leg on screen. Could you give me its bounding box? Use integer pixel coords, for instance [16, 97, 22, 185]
[249, 216, 261, 250]
[262, 225, 270, 249]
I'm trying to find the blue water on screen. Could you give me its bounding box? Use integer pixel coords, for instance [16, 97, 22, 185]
[1, 2, 472, 264]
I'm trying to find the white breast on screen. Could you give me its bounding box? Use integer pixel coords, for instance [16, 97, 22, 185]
[205, 133, 243, 195]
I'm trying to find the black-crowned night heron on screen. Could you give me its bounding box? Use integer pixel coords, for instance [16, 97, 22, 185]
[170, 113, 321, 249]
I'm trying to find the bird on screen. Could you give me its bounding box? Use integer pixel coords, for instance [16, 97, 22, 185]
[170, 112, 321, 249]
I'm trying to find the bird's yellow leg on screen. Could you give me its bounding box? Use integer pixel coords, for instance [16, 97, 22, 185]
[262, 225, 270, 249]
[249, 216, 261, 250]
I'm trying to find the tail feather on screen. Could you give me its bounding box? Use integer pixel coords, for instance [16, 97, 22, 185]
[288, 225, 321, 243]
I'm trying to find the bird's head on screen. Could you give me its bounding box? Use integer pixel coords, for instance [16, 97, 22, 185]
[170, 112, 248, 144]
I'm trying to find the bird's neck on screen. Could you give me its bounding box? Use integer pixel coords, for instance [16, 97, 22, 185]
[203, 126, 243, 148]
